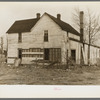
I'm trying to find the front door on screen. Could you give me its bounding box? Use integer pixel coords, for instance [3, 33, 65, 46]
[44, 49, 49, 60]
[71, 50, 76, 62]
[18, 49, 22, 59]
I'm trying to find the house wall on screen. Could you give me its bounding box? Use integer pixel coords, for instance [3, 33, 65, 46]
[84, 44, 88, 64]
[7, 33, 18, 64]
[84, 44, 100, 65]
[90, 45, 100, 65]
[7, 14, 81, 65]
[7, 14, 63, 64]
[70, 40, 81, 64]
[7, 14, 100, 65]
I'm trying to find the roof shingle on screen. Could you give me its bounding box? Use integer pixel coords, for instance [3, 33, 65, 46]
[45, 13, 80, 36]
[7, 12, 80, 36]
[7, 18, 39, 33]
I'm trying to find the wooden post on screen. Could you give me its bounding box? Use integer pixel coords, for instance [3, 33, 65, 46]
[66, 49, 69, 69]
[65, 31, 70, 69]
[1, 37, 3, 58]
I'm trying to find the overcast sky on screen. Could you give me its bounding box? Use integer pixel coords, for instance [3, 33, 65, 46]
[0, 2, 100, 36]
[1, 2, 100, 49]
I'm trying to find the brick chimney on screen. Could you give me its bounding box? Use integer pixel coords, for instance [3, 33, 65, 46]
[80, 11, 84, 43]
[80, 11, 84, 65]
[36, 13, 40, 19]
[57, 14, 61, 20]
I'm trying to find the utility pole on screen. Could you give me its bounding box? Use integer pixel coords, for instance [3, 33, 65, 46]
[0, 37, 3, 58]
[66, 32, 69, 69]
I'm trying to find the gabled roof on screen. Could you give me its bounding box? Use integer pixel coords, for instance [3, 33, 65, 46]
[7, 18, 39, 33]
[45, 13, 80, 36]
[7, 12, 80, 36]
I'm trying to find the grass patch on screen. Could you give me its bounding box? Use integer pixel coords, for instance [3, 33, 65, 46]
[0, 58, 100, 85]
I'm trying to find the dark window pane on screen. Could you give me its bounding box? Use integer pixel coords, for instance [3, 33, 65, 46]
[44, 30, 48, 42]
[18, 33, 22, 43]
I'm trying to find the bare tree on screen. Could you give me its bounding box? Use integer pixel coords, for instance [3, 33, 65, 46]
[72, 7, 100, 65]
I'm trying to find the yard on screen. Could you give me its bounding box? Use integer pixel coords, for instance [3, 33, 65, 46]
[0, 61, 100, 85]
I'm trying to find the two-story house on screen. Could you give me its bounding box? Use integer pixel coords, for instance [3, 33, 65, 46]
[6, 12, 100, 65]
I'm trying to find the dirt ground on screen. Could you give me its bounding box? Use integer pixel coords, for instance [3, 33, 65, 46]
[0, 63, 100, 85]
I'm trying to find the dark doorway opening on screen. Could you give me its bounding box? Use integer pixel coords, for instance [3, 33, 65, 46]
[44, 49, 49, 60]
[18, 49, 22, 59]
[71, 50, 76, 62]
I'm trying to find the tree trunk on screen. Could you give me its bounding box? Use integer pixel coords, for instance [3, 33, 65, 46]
[88, 44, 90, 66]
[88, 26, 91, 66]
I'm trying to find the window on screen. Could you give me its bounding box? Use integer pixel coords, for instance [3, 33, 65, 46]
[18, 33, 22, 43]
[37, 48, 40, 52]
[22, 49, 25, 52]
[22, 48, 44, 52]
[44, 30, 48, 42]
[30, 48, 33, 52]
[32, 48, 35, 52]
[49, 48, 61, 62]
[40, 54, 43, 57]
[22, 54, 43, 58]
[40, 49, 43, 52]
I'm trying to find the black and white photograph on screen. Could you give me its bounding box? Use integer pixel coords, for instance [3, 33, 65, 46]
[1, 2, 100, 85]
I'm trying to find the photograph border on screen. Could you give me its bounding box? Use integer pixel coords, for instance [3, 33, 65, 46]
[0, 0, 100, 98]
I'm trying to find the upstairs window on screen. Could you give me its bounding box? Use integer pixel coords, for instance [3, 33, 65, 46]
[18, 33, 22, 43]
[44, 30, 48, 42]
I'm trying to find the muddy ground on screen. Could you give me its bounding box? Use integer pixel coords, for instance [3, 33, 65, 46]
[0, 63, 100, 85]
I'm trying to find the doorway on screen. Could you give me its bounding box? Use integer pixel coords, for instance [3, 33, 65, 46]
[44, 49, 49, 60]
[18, 49, 22, 59]
[71, 50, 76, 62]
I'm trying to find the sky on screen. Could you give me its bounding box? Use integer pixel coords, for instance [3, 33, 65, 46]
[1, 2, 100, 49]
[0, 2, 100, 36]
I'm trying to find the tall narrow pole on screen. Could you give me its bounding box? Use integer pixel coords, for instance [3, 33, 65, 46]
[66, 31, 69, 69]
[88, 21, 91, 66]
[1, 37, 3, 58]
[80, 11, 84, 65]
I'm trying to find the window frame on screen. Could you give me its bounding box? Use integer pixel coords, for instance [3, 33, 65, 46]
[18, 33, 22, 43]
[44, 30, 48, 42]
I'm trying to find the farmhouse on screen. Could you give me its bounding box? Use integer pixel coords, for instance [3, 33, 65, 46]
[6, 12, 100, 65]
